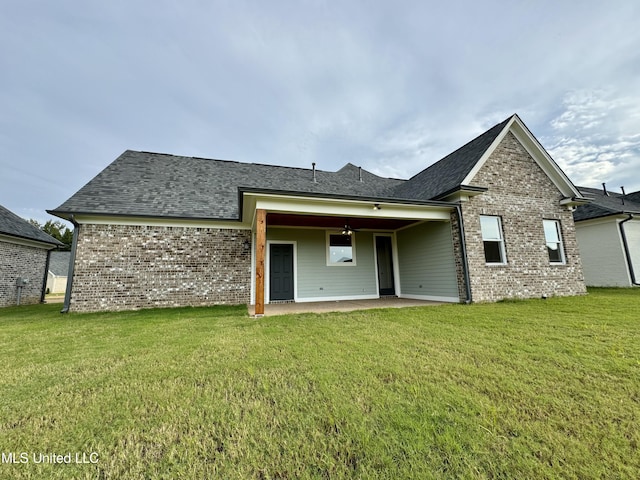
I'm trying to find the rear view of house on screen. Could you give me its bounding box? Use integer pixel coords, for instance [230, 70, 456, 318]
[573, 186, 640, 287]
[0, 205, 63, 307]
[49, 114, 588, 313]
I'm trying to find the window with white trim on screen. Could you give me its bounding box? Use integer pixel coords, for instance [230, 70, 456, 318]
[327, 232, 356, 265]
[543, 219, 565, 264]
[480, 215, 506, 264]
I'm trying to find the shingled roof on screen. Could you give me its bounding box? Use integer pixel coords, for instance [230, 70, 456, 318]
[573, 186, 640, 221]
[50, 115, 549, 222]
[49, 151, 406, 220]
[0, 204, 63, 246]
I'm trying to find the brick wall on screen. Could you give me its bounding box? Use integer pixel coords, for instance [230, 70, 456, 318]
[0, 241, 48, 307]
[460, 132, 586, 302]
[70, 224, 251, 312]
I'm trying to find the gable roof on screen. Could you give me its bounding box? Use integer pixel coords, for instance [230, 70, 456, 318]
[392, 116, 511, 200]
[49, 151, 406, 221]
[50, 114, 585, 222]
[573, 186, 640, 221]
[0, 204, 63, 246]
[392, 114, 586, 203]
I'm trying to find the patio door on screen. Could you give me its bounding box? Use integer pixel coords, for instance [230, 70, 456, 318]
[376, 236, 395, 296]
[270, 244, 294, 301]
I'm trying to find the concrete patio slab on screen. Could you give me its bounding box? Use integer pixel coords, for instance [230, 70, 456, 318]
[248, 297, 445, 316]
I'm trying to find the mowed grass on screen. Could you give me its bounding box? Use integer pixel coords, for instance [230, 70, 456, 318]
[0, 289, 638, 479]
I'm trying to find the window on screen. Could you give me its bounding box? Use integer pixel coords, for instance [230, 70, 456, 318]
[543, 219, 565, 263]
[327, 233, 355, 265]
[480, 215, 506, 264]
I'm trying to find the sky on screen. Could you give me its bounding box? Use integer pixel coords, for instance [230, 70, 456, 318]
[2, 0, 640, 226]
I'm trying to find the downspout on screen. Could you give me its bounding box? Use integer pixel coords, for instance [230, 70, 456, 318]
[619, 214, 639, 286]
[41, 247, 54, 303]
[61, 216, 80, 313]
[455, 204, 473, 303]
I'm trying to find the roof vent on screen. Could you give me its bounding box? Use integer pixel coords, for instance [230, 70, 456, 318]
[621, 186, 626, 205]
[358, 166, 363, 182]
[312, 162, 317, 183]
[602, 183, 609, 196]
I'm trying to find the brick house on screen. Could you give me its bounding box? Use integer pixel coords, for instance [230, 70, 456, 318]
[49, 114, 588, 313]
[0, 205, 63, 307]
[573, 186, 640, 287]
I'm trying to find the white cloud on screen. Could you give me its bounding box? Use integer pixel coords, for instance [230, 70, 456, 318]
[544, 89, 640, 192]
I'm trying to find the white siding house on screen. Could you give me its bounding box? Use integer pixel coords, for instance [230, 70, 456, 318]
[573, 187, 640, 287]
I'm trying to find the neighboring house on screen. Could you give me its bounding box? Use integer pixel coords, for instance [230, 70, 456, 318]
[49, 114, 588, 313]
[0, 205, 63, 307]
[573, 186, 640, 287]
[46, 251, 71, 294]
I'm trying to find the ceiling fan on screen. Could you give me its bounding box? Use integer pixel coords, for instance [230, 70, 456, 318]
[341, 224, 355, 236]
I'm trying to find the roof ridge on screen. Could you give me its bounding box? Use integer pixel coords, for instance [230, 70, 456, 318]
[134, 150, 337, 173]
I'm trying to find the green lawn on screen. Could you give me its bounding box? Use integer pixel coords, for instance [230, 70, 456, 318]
[1, 289, 638, 479]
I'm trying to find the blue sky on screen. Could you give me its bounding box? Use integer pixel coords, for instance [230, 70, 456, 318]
[2, 0, 640, 225]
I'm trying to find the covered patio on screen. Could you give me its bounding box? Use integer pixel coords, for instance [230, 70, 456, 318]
[242, 190, 467, 316]
[248, 297, 445, 317]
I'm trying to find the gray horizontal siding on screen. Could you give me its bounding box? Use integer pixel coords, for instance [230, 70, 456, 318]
[267, 228, 377, 300]
[397, 221, 458, 299]
[575, 220, 628, 286]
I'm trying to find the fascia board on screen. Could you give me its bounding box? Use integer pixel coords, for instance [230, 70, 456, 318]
[247, 193, 453, 221]
[460, 116, 515, 186]
[0, 233, 59, 250]
[509, 118, 584, 199]
[70, 215, 251, 229]
[461, 116, 586, 201]
[435, 185, 488, 202]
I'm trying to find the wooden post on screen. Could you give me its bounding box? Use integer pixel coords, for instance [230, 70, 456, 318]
[255, 209, 266, 316]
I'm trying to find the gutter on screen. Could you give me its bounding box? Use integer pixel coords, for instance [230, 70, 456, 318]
[619, 214, 639, 286]
[47, 209, 240, 223]
[61, 215, 80, 313]
[455, 204, 473, 303]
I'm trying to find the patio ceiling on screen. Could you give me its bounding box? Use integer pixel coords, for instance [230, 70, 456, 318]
[266, 213, 419, 230]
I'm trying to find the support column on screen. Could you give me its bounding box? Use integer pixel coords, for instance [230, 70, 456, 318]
[255, 209, 266, 316]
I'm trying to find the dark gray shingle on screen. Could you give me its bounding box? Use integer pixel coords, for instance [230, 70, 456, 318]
[0, 205, 63, 246]
[50, 152, 406, 220]
[49, 116, 523, 221]
[573, 186, 640, 221]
